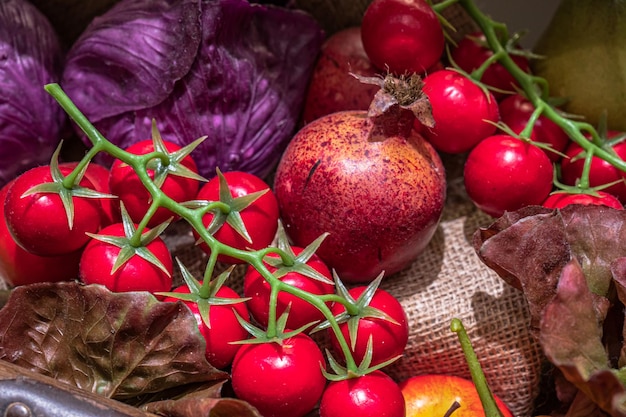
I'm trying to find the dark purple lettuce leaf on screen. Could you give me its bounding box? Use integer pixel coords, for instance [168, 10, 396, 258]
[472, 204, 626, 416]
[62, 0, 324, 179]
[0, 282, 227, 400]
[0, 0, 66, 188]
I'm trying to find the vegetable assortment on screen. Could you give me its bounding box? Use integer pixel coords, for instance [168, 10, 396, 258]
[2, 0, 626, 416]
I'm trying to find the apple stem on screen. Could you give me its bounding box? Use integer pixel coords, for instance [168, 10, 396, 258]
[444, 400, 461, 417]
[450, 318, 505, 417]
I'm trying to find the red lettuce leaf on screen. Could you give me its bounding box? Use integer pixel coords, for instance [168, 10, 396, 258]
[472, 205, 626, 416]
[0, 282, 227, 400]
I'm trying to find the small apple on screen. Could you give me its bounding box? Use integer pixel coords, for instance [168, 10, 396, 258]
[399, 374, 514, 417]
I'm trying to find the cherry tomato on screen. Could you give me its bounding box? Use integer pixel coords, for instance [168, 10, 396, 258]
[4, 165, 103, 256]
[79, 222, 173, 293]
[243, 246, 334, 330]
[231, 333, 327, 417]
[319, 371, 405, 417]
[543, 191, 624, 210]
[498, 94, 569, 161]
[193, 171, 279, 264]
[464, 134, 554, 217]
[422, 69, 500, 154]
[329, 286, 408, 367]
[451, 32, 531, 100]
[400, 374, 514, 417]
[361, 0, 445, 75]
[163, 283, 249, 369]
[559, 134, 626, 202]
[109, 139, 201, 227]
[62, 162, 120, 226]
[0, 180, 82, 286]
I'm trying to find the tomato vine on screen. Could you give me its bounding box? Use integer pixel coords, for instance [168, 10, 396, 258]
[43, 82, 383, 378]
[433, 0, 626, 181]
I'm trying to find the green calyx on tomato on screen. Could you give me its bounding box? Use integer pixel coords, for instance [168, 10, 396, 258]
[188, 167, 270, 244]
[85, 203, 172, 276]
[142, 120, 208, 189]
[23, 142, 116, 230]
[158, 259, 249, 329]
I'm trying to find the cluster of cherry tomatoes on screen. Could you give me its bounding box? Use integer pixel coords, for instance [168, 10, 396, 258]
[304, 0, 626, 219]
[0, 125, 415, 417]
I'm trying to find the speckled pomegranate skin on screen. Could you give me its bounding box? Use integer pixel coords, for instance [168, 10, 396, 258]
[273, 109, 446, 283]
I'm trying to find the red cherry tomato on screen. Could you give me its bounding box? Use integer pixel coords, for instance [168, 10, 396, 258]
[109, 139, 201, 227]
[0, 180, 81, 286]
[319, 371, 406, 417]
[4, 165, 103, 256]
[361, 0, 445, 75]
[163, 284, 249, 369]
[193, 171, 279, 264]
[243, 246, 334, 330]
[498, 94, 569, 161]
[231, 334, 327, 417]
[543, 191, 624, 210]
[79, 222, 173, 293]
[464, 134, 554, 217]
[329, 286, 409, 367]
[422, 69, 500, 154]
[560, 134, 626, 202]
[451, 32, 531, 100]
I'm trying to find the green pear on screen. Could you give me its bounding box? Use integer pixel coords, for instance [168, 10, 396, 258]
[532, 0, 626, 131]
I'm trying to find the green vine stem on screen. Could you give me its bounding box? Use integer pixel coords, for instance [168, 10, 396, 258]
[44, 83, 363, 375]
[451, 318, 505, 417]
[433, 0, 626, 179]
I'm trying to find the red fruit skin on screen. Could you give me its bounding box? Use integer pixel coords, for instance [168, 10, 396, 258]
[543, 191, 624, 210]
[498, 94, 569, 161]
[451, 32, 531, 100]
[0, 180, 81, 286]
[231, 334, 327, 417]
[193, 171, 279, 264]
[79, 223, 173, 293]
[243, 247, 334, 330]
[464, 134, 554, 218]
[319, 371, 406, 417]
[109, 139, 200, 227]
[273, 109, 446, 283]
[4, 165, 103, 256]
[400, 374, 514, 417]
[301, 27, 380, 124]
[560, 136, 626, 202]
[163, 284, 249, 369]
[422, 70, 500, 154]
[329, 287, 408, 366]
[361, 0, 445, 75]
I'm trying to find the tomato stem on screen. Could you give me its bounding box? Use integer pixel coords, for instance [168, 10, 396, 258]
[446, 0, 626, 176]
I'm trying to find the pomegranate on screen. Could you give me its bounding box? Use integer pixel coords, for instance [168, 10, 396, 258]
[301, 27, 381, 125]
[274, 74, 446, 283]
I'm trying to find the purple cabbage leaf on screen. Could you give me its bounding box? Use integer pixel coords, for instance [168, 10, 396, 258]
[61, 0, 324, 179]
[0, 0, 67, 188]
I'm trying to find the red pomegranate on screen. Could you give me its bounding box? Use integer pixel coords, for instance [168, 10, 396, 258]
[274, 74, 446, 283]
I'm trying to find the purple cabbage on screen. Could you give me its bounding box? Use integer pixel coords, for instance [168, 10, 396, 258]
[0, 0, 66, 188]
[62, 0, 324, 179]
